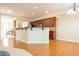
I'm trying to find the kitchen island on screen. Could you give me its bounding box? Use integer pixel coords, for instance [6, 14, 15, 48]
[16, 27, 49, 43]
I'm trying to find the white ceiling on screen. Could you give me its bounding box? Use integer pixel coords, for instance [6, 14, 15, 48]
[0, 3, 79, 20]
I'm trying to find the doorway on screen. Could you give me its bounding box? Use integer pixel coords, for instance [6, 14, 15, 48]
[1, 15, 14, 47]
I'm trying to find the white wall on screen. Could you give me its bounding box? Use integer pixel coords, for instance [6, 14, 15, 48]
[56, 13, 79, 42]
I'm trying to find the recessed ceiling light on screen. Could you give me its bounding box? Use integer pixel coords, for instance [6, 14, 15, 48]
[34, 6, 38, 9]
[45, 11, 48, 14]
[13, 18, 16, 20]
[32, 13, 35, 15]
[21, 14, 23, 16]
[8, 10, 12, 13]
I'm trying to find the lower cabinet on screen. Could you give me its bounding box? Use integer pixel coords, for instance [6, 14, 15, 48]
[49, 31, 56, 40]
[49, 31, 53, 39]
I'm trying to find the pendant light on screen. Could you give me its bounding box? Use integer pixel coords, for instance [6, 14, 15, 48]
[67, 3, 77, 14]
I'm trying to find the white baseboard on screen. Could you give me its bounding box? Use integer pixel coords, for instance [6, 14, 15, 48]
[16, 37, 79, 44]
[16, 37, 27, 43]
[16, 37, 49, 44]
[26, 41, 49, 44]
[57, 38, 79, 43]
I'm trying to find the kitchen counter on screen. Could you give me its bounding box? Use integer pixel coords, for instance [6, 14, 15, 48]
[16, 27, 49, 43]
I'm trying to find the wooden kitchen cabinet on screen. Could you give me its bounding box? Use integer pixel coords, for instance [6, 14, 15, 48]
[31, 17, 56, 40]
[31, 17, 56, 27]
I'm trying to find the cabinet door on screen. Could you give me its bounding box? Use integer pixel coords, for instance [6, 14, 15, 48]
[49, 31, 53, 39]
[31, 17, 56, 27]
[42, 17, 56, 27]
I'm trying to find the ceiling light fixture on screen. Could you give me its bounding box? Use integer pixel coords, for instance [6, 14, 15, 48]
[8, 10, 12, 13]
[13, 18, 16, 20]
[34, 6, 38, 9]
[67, 3, 77, 14]
[32, 13, 35, 15]
[21, 14, 23, 16]
[45, 11, 49, 14]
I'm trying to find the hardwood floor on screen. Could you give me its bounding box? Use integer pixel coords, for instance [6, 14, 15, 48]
[13, 39, 79, 56]
[1, 38, 79, 56]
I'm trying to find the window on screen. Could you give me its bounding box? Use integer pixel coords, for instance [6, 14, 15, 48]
[21, 21, 29, 28]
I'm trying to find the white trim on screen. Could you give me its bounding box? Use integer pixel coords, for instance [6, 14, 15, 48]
[16, 37, 27, 43]
[57, 38, 79, 43]
[26, 41, 49, 44]
[16, 37, 49, 44]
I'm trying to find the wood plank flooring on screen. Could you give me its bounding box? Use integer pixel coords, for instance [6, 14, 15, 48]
[14, 39, 79, 56]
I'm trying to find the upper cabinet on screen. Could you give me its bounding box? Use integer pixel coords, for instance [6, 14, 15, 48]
[31, 17, 56, 27]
